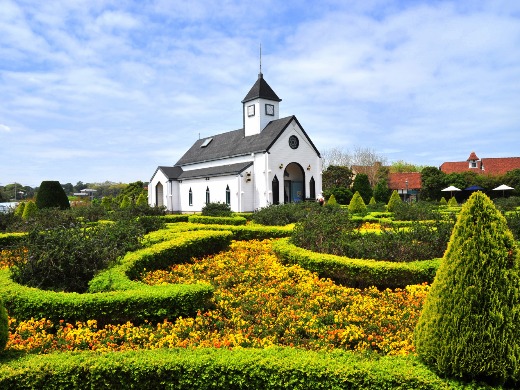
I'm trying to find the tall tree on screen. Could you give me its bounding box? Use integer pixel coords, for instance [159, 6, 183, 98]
[420, 167, 446, 201]
[322, 165, 354, 190]
[414, 192, 520, 384]
[351, 173, 373, 204]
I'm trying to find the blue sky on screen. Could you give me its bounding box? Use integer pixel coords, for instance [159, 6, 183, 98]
[1, 0, 519, 187]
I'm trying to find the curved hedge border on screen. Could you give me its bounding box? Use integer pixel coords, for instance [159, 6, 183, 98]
[0, 233, 25, 249]
[0, 230, 233, 326]
[272, 238, 440, 289]
[146, 222, 293, 245]
[188, 215, 247, 225]
[0, 347, 478, 389]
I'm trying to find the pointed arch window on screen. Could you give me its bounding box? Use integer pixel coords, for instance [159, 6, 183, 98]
[225, 185, 231, 205]
[206, 186, 210, 204]
[272, 175, 280, 205]
[188, 188, 193, 206]
[309, 176, 316, 199]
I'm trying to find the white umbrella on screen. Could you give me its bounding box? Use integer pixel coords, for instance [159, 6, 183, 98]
[442, 185, 461, 198]
[493, 184, 514, 197]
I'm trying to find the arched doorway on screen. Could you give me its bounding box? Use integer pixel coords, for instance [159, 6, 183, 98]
[283, 163, 305, 203]
[155, 182, 164, 207]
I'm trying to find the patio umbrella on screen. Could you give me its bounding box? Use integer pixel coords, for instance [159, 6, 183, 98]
[464, 185, 484, 191]
[441, 185, 461, 197]
[493, 184, 514, 197]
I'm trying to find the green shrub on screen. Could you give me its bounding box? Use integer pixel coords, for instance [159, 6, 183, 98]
[0, 297, 7, 352]
[414, 192, 520, 384]
[0, 233, 25, 249]
[136, 215, 165, 234]
[251, 202, 321, 226]
[439, 197, 447, 206]
[135, 193, 148, 207]
[161, 214, 189, 223]
[392, 201, 440, 221]
[35, 181, 70, 210]
[21, 201, 38, 220]
[506, 211, 520, 240]
[494, 196, 520, 212]
[188, 215, 246, 226]
[447, 197, 458, 207]
[291, 205, 355, 256]
[120, 195, 131, 209]
[323, 186, 352, 205]
[10, 220, 144, 293]
[348, 191, 367, 214]
[274, 238, 440, 289]
[387, 190, 402, 212]
[201, 202, 232, 217]
[369, 196, 377, 206]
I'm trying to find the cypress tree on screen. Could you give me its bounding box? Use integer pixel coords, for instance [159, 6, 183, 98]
[35, 181, 70, 209]
[439, 196, 448, 206]
[327, 194, 337, 206]
[414, 191, 520, 384]
[351, 173, 373, 204]
[348, 191, 367, 214]
[0, 297, 7, 352]
[22, 200, 38, 220]
[448, 196, 458, 207]
[369, 196, 377, 206]
[14, 202, 25, 217]
[387, 190, 402, 212]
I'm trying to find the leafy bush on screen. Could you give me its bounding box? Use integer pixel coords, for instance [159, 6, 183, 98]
[10, 221, 144, 293]
[201, 202, 232, 217]
[14, 202, 25, 217]
[35, 181, 70, 210]
[387, 190, 402, 212]
[351, 173, 373, 204]
[291, 205, 355, 256]
[340, 220, 454, 262]
[348, 191, 367, 214]
[323, 186, 352, 205]
[136, 216, 165, 234]
[493, 196, 520, 212]
[327, 194, 337, 205]
[251, 202, 321, 226]
[414, 192, 520, 384]
[506, 211, 520, 240]
[392, 201, 440, 221]
[0, 297, 7, 352]
[439, 197, 447, 206]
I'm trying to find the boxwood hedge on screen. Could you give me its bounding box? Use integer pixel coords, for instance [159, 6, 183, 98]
[0, 347, 491, 389]
[272, 238, 440, 289]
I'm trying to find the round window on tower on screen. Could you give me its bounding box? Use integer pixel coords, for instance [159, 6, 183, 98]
[288, 135, 299, 149]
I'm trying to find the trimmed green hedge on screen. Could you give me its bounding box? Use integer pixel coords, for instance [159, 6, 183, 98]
[0, 233, 25, 249]
[188, 215, 247, 225]
[0, 230, 233, 326]
[160, 214, 190, 223]
[145, 222, 293, 245]
[0, 297, 7, 352]
[0, 347, 489, 389]
[272, 238, 440, 289]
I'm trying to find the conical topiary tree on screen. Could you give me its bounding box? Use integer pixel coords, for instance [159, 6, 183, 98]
[136, 193, 148, 207]
[348, 191, 367, 214]
[22, 200, 38, 220]
[14, 202, 25, 217]
[0, 297, 7, 352]
[35, 181, 70, 209]
[448, 196, 458, 207]
[120, 195, 132, 209]
[327, 194, 337, 206]
[414, 191, 520, 384]
[439, 196, 447, 206]
[387, 190, 402, 212]
[368, 196, 377, 207]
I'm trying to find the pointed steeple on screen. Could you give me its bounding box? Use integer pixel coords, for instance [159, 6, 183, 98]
[241, 73, 282, 103]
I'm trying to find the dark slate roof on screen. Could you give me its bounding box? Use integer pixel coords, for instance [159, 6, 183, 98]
[175, 115, 320, 166]
[178, 162, 253, 180]
[241, 73, 281, 103]
[151, 166, 183, 181]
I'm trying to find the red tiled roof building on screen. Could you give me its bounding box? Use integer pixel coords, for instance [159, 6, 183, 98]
[440, 152, 520, 176]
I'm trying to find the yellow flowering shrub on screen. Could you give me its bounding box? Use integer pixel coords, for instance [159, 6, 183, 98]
[6, 240, 429, 356]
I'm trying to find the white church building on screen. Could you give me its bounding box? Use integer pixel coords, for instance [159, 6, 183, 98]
[148, 72, 322, 213]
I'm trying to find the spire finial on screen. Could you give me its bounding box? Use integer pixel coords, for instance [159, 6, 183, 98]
[259, 43, 262, 77]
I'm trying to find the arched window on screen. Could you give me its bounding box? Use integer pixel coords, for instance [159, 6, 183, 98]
[272, 175, 279, 205]
[309, 176, 316, 199]
[225, 185, 231, 205]
[206, 186, 210, 204]
[189, 188, 193, 206]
